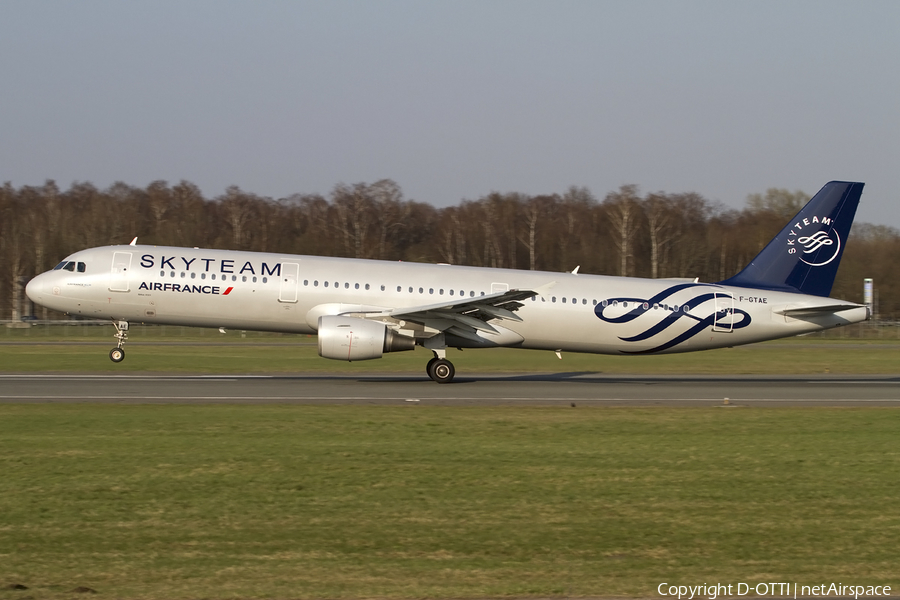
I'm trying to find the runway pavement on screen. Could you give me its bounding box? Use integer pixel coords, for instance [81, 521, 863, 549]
[1, 373, 899, 406]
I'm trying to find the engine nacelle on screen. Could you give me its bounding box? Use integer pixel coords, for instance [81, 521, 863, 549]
[317, 316, 416, 361]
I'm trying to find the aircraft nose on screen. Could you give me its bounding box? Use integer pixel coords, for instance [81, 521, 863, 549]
[25, 274, 44, 303]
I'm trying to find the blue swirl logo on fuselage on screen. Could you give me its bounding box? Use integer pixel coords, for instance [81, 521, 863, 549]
[594, 282, 751, 354]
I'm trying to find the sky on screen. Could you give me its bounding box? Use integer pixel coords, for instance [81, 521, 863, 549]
[2, 1, 899, 226]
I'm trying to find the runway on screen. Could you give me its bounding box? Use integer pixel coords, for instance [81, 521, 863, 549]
[1, 373, 899, 406]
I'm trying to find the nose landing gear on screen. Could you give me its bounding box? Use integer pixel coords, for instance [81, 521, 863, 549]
[110, 320, 128, 363]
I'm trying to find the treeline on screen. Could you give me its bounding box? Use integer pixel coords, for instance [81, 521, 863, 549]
[1, 179, 897, 319]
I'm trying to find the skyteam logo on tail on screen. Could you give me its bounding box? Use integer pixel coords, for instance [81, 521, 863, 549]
[786, 215, 841, 266]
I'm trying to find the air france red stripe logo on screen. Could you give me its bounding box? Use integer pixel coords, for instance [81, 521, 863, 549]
[138, 282, 233, 295]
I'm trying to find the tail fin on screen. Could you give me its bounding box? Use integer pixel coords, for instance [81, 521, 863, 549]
[718, 181, 864, 297]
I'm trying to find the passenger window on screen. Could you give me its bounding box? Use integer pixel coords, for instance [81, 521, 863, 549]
[313, 280, 318, 287]
[262, 277, 268, 284]
[562, 297, 566, 303]
[253, 276, 258, 283]
[211, 274, 216, 281]
[345, 282, 349, 289]
[180, 272, 185, 278]
[419, 287, 423, 294]
[324, 281, 329, 287]
[191, 273, 197, 279]
[355, 283, 359, 289]
[429, 288, 434, 294]
[303, 280, 308, 286]
[171, 272, 175, 278]
[450, 290, 454, 296]
[232, 275, 237, 282]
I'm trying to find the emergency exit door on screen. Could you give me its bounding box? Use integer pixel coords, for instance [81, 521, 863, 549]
[279, 262, 300, 303]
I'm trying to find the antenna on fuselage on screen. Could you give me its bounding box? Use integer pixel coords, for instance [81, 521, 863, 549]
[129, 237, 138, 246]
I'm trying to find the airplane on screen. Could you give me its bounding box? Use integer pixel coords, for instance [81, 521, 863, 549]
[25, 180, 868, 383]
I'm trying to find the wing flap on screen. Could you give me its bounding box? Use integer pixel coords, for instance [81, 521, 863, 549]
[364, 284, 555, 337]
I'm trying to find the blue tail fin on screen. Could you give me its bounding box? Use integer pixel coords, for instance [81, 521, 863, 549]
[718, 181, 864, 297]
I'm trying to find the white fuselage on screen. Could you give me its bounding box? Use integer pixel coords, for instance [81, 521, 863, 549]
[25, 244, 868, 356]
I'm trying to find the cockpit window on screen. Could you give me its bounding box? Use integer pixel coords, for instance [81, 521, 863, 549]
[52, 261, 85, 272]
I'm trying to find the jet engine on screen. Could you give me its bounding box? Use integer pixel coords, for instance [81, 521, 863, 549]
[317, 315, 416, 361]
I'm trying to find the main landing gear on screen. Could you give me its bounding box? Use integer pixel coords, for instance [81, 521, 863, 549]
[425, 351, 455, 384]
[109, 320, 128, 363]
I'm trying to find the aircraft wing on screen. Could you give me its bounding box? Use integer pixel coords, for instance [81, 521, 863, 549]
[367, 282, 555, 343]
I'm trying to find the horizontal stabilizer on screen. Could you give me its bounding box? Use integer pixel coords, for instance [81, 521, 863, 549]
[775, 304, 864, 317]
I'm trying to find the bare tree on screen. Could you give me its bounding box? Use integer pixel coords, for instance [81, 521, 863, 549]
[219, 186, 258, 249]
[643, 193, 672, 278]
[331, 182, 378, 259]
[604, 185, 642, 277]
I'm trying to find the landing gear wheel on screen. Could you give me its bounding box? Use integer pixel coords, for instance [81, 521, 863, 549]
[430, 359, 455, 384]
[110, 321, 129, 363]
[426, 357, 439, 381]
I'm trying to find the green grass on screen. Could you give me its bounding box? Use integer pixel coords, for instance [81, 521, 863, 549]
[3, 322, 900, 375]
[2, 337, 900, 374]
[0, 405, 898, 599]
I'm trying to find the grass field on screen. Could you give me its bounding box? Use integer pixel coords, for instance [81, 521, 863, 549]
[2, 328, 899, 599]
[3, 323, 900, 375]
[1, 405, 898, 599]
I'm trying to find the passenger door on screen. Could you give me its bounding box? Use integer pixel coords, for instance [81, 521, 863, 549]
[109, 252, 133, 292]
